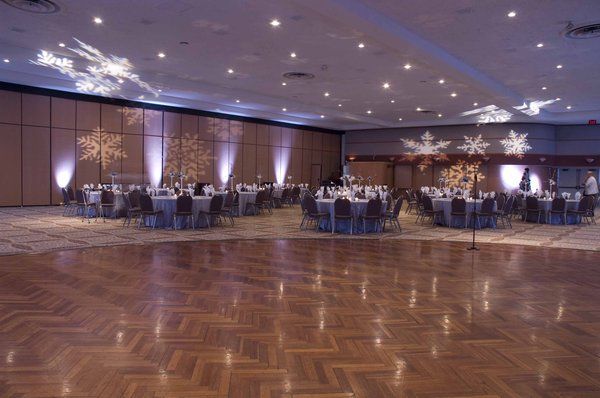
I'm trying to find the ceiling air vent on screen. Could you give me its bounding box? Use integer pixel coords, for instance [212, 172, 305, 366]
[1, 0, 60, 13]
[283, 72, 315, 80]
[564, 22, 600, 39]
[416, 109, 436, 114]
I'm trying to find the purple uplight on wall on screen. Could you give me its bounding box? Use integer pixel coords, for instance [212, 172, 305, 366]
[55, 162, 74, 188]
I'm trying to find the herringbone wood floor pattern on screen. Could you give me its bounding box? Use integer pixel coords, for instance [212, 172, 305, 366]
[0, 240, 599, 397]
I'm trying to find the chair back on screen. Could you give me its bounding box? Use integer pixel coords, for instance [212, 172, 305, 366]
[503, 195, 515, 214]
[392, 197, 404, 217]
[578, 196, 590, 211]
[139, 194, 155, 212]
[334, 198, 351, 217]
[365, 198, 382, 217]
[76, 189, 87, 205]
[176, 194, 193, 213]
[123, 192, 133, 210]
[525, 196, 539, 211]
[451, 197, 466, 213]
[421, 195, 434, 211]
[551, 197, 566, 212]
[480, 197, 495, 214]
[223, 191, 234, 208]
[210, 194, 224, 212]
[233, 192, 239, 205]
[67, 186, 76, 201]
[323, 192, 331, 199]
[101, 190, 115, 205]
[291, 186, 300, 197]
[310, 186, 318, 196]
[128, 190, 141, 208]
[280, 188, 289, 201]
[61, 188, 70, 204]
[496, 194, 506, 212]
[305, 194, 318, 215]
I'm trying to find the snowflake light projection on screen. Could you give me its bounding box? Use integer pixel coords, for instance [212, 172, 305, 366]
[77, 128, 127, 169]
[209, 119, 244, 141]
[30, 38, 158, 97]
[513, 99, 560, 116]
[457, 134, 490, 156]
[119, 107, 143, 126]
[401, 131, 451, 171]
[500, 130, 532, 158]
[460, 105, 513, 124]
[163, 140, 215, 182]
[440, 160, 485, 190]
[197, 146, 215, 177]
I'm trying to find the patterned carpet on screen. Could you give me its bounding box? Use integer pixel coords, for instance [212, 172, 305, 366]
[0, 205, 599, 256]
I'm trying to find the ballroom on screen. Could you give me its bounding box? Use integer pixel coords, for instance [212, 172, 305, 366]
[1, 0, 600, 396]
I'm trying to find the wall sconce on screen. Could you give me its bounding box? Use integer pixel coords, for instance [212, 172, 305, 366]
[585, 158, 595, 164]
[539, 157, 546, 163]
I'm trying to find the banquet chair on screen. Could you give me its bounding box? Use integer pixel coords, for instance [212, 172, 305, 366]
[416, 195, 444, 226]
[274, 188, 290, 208]
[405, 190, 418, 214]
[383, 197, 403, 231]
[332, 198, 353, 234]
[547, 197, 567, 225]
[138, 194, 163, 229]
[220, 191, 235, 226]
[61, 187, 77, 216]
[252, 190, 272, 215]
[359, 198, 383, 234]
[290, 186, 301, 205]
[98, 190, 116, 222]
[495, 195, 514, 228]
[75, 189, 96, 222]
[303, 195, 329, 231]
[524, 196, 543, 223]
[199, 194, 224, 228]
[323, 192, 332, 199]
[585, 196, 597, 224]
[472, 197, 496, 229]
[231, 192, 240, 216]
[310, 186, 318, 196]
[122, 192, 141, 227]
[173, 194, 194, 230]
[496, 193, 506, 214]
[567, 196, 592, 225]
[449, 197, 467, 228]
[299, 192, 310, 229]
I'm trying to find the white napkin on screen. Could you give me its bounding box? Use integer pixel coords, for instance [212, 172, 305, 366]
[575, 192, 581, 200]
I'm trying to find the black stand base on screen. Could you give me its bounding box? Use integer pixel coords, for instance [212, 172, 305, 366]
[467, 246, 480, 251]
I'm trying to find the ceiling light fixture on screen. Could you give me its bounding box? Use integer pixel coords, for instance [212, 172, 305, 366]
[398, 117, 403, 121]
[281, 82, 287, 86]
[282, 107, 287, 111]
[451, 92, 457, 97]
[556, 64, 563, 69]
[473, 102, 478, 106]
[138, 95, 144, 99]
[338, 104, 342, 107]
[158, 89, 162, 92]
[556, 97, 561, 101]
[93, 17, 103, 24]
[382, 82, 390, 89]
[320, 115, 325, 118]
[542, 86, 547, 90]
[270, 19, 281, 27]
[358, 42, 365, 48]
[566, 105, 572, 109]
[3, 58, 9, 63]
[235, 99, 240, 103]
[157, 52, 165, 58]
[227, 68, 234, 74]
[290, 52, 296, 58]
[324, 92, 330, 97]
[438, 79, 445, 84]
[507, 11, 516, 18]
[58, 42, 65, 48]
[390, 100, 395, 103]
[366, 110, 372, 114]
[437, 113, 443, 117]
[403, 63, 412, 70]
[536, 43, 544, 48]
[416, 107, 422, 111]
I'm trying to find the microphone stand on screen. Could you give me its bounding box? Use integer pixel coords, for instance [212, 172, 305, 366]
[467, 173, 479, 251]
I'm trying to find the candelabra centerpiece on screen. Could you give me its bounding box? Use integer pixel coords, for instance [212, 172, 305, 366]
[229, 173, 236, 192]
[110, 171, 118, 189]
[178, 172, 186, 191]
[256, 174, 262, 187]
[168, 171, 176, 188]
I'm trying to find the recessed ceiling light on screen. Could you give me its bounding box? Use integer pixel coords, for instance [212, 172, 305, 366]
[235, 99, 240, 103]
[58, 42, 65, 48]
[227, 68, 234, 74]
[3, 58, 9, 63]
[437, 113, 443, 117]
[93, 17, 103, 24]
[403, 63, 412, 70]
[138, 95, 144, 99]
[157, 52, 166, 58]
[536, 43, 544, 48]
[542, 86, 547, 90]
[416, 107, 422, 111]
[390, 99, 395, 103]
[338, 104, 342, 107]
[282, 107, 287, 111]
[366, 110, 372, 114]
[320, 115, 325, 118]
[556, 97, 561, 101]
[398, 117, 403, 121]
[450, 92, 457, 97]
[556, 64, 563, 69]
[117, 79, 124, 83]
[358, 42, 365, 48]
[290, 52, 296, 58]
[158, 89, 162, 92]
[324, 92, 330, 97]
[382, 82, 390, 89]
[566, 105, 572, 110]
[270, 19, 281, 27]
[438, 79, 445, 84]
[281, 82, 287, 86]
[473, 102, 478, 106]
[507, 11, 516, 18]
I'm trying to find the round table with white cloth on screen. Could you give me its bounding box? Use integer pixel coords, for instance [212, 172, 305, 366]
[150, 196, 214, 228]
[431, 198, 497, 228]
[87, 191, 126, 217]
[520, 198, 580, 224]
[214, 191, 258, 216]
[316, 199, 388, 233]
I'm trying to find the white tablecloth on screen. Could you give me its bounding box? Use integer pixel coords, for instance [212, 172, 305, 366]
[214, 191, 258, 216]
[87, 191, 126, 217]
[431, 198, 497, 228]
[150, 196, 214, 228]
[316, 199, 387, 233]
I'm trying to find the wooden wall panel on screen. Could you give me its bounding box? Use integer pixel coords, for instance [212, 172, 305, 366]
[0, 90, 21, 124]
[51, 128, 76, 204]
[121, 134, 143, 185]
[180, 139, 198, 184]
[122, 107, 143, 135]
[76, 101, 100, 130]
[0, 124, 21, 205]
[22, 94, 50, 127]
[100, 132, 123, 183]
[302, 149, 312, 185]
[311, 150, 322, 166]
[197, 140, 213, 183]
[281, 128, 292, 148]
[101, 104, 122, 133]
[243, 122, 257, 144]
[143, 136, 163, 186]
[230, 120, 243, 143]
[182, 114, 198, 139]
[312, 132, 322, 150]
[144, 110, 162, 136]
[331, 134, 341, 151]
[76, 130, 100, 186]
[51, 98, 76, 129]
[291, 148, 303, 185]
[269, 126, 282, 147]
[281, 146, 292, 182]
[163, 137, 181, 181]
[302, 131, 312, 150]
[242, 144, 257, 184]
[229, 142, 243, 182]
[163, 112, 181, 138]
[22, 126, 50, 205]
[198, 117, 213, 141]
[291, 129, 302, 149]
[214, 119, 229, 142]
[256, 145, 269, 180]
[256, 124, 269, 145]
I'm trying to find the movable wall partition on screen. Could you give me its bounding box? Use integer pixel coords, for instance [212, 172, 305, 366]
[0, 88, 341, 206]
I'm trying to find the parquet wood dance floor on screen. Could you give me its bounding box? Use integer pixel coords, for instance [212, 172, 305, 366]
[0, 239, 599, 397]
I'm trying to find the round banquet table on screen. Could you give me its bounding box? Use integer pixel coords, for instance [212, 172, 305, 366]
[87, 191, 126, 217]
[149, 196, 214, 228]
[431, 197, 497, 228]
[316, 199, 387, 233]
[214, 191, 258, 216]
[520, 198, 580, 224]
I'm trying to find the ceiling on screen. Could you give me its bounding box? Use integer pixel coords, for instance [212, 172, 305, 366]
[0, 0, 599, 130]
